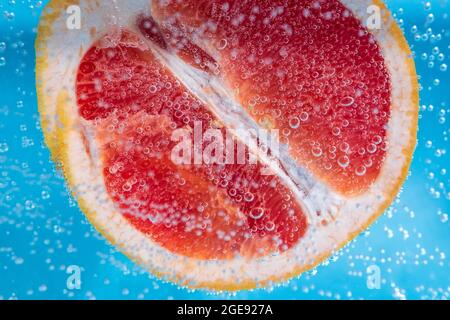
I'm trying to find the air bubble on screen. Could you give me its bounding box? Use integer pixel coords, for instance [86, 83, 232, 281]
[367, 143, 377, 154]
[0, 142, 9, 153]
[289, 116, 300, 129]
[332, 127, 341, 136]
[244, 192, 255, 202]
[249, 207, 265, 220]
[300, 112, 309, 122]
[217, 39, 228, 50]
[338, 156, 350, 168]
[340, 142, 350, 153]
[312, 146, 323, 157]
[339, 96, 355, 107]
[265, 221, 276, 232]
[355, 166, 367, 176]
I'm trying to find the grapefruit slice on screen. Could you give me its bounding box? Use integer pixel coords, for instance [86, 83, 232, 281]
[36, 0, 418, 290]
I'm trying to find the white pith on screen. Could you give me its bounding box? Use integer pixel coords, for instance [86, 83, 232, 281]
[37, 0, 417, 288]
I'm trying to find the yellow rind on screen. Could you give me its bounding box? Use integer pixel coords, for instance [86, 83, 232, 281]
[36, 0, 419, 291]
[36, 0, 81, 162]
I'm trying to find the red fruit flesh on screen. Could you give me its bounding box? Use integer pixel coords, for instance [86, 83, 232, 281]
[76, 31, 307, 260]
[152, 0, 391, 195]
[75, 0, 392, 260]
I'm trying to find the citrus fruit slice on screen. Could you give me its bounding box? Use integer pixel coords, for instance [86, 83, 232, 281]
[36, 0, 418, 290]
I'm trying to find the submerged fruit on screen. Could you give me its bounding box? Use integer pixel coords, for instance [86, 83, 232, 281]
[36, 0, 418, 290]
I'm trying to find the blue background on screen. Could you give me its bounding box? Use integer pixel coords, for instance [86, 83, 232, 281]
[0, 0, 449, 300]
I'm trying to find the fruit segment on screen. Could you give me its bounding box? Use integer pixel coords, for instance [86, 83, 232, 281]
[152, 0, 392, 195]
[76, 32, 307, 260]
